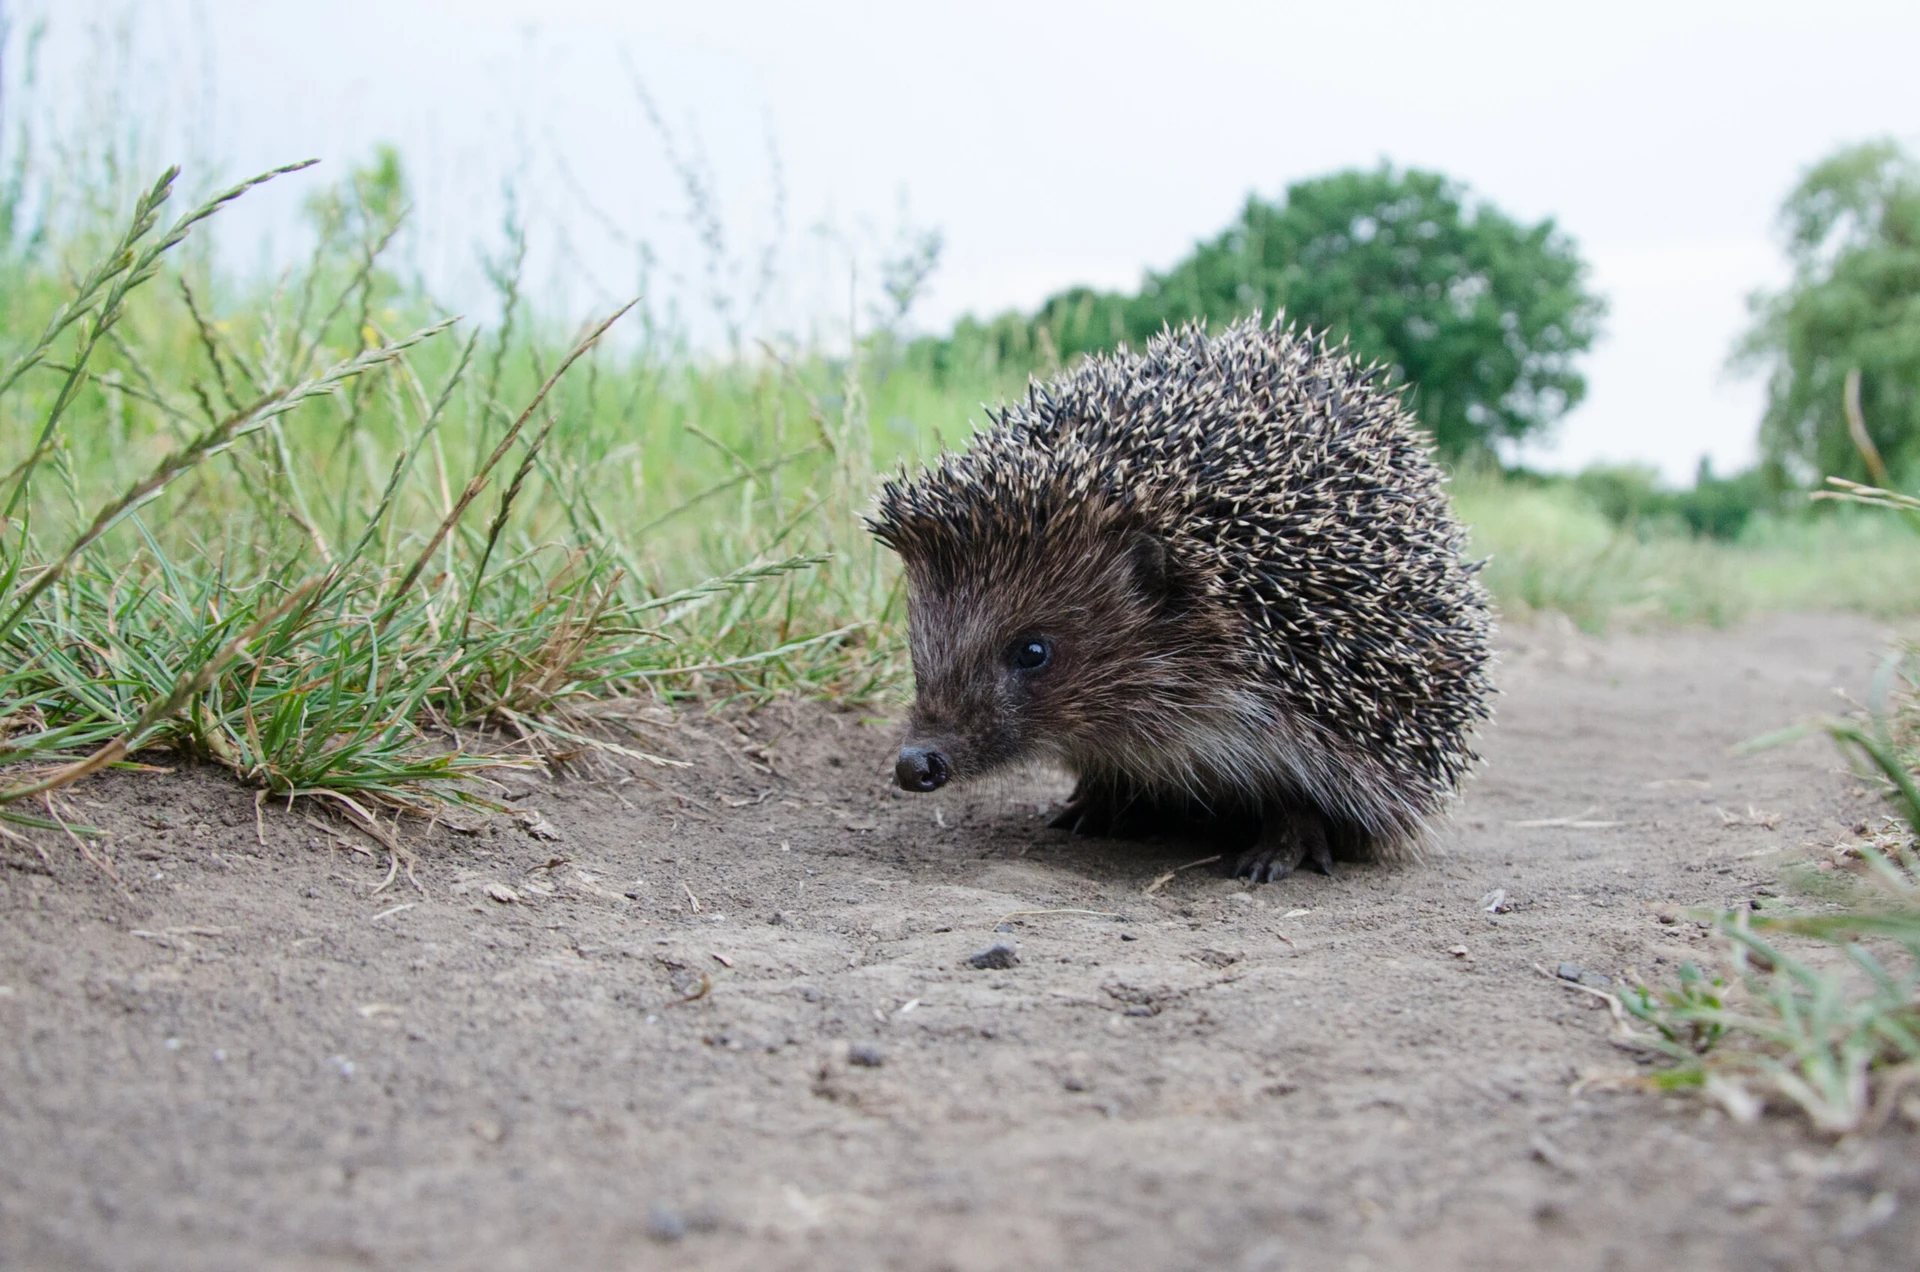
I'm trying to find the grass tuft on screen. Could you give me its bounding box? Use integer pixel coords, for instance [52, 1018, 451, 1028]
[1619, 526, 1920, 1134]
[0, 160, 887, 839]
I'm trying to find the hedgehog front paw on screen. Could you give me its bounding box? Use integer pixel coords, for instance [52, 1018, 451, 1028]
[1234, 812, 1333, 883]
[1049, 782, 1172, 839]
[1047, 792, 1114, 836]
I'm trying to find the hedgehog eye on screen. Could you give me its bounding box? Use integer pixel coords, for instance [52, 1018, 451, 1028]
[1008, 636, 1052, 672]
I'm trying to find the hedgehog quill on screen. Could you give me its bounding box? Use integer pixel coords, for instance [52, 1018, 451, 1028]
[867, 318, 1493, 882]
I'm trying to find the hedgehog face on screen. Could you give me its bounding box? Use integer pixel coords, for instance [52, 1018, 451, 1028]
[892, 522, 1231, 793]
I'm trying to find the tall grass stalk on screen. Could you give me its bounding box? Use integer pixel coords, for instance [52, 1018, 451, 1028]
[0, 159, 886, 839]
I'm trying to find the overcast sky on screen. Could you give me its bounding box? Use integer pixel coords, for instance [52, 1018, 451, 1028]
[16, 0, 1920, 481]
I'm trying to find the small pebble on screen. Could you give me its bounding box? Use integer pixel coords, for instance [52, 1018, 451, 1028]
[1555, 962, 1584, 982]
[967, 943, 1019, 970]
[847, 1043, 886, 1068]
[646, 1205, 686, 1242]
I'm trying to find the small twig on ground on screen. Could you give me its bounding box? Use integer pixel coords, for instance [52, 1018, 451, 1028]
[1510, 807, 1622, 829]
[996, 907, 1126, 925]
[1144, 855, 1223, 895]
[0, 821, 55, 871]
[303, 814, 373, 857]
[1534, 962, 1644, 1040]
[310, 792, 426, 897]
[43, 793, 118, 882]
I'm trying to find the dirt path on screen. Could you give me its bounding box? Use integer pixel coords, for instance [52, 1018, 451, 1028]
[2, 612, 1915, 1271]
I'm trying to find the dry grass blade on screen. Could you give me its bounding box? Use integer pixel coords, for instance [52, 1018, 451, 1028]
[1842, 367, 1892, 489]
[996, 907, 1126, 925]
[385, 300, 637, 610]
[0, 324, 451, 646]
[1144, 855, 1224, 895]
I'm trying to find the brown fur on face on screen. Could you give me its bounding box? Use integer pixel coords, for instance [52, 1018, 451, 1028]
[895, 496, 1244, 791]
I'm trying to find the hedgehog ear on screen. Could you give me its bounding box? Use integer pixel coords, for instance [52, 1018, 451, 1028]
[1123, 530, 1168, 598]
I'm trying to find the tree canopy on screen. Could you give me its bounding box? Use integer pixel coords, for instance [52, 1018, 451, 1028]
[917, 165, 1604, 461]
[1737, 140, 1920, 487]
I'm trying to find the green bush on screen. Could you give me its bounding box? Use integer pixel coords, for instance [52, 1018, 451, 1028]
[1569, 459, 1777, 541]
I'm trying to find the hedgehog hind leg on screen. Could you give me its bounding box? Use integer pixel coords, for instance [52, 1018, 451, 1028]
[1233, 806, 1334, 884]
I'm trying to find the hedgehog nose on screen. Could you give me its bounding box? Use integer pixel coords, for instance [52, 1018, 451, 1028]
[895, 745, 950, 792]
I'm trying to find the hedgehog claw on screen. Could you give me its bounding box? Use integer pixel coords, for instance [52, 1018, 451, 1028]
[1048, 797, 1108, 836]
[1050, 791, 1168, 839]
[1233, 848, 1295, 883]
[1235, 812, 1333, 883]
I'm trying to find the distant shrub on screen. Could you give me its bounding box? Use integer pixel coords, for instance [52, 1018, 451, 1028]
[1674, 462, 1776, 540]
[1569, 460, 1777, 541]
[1571, 463, 1670, 527]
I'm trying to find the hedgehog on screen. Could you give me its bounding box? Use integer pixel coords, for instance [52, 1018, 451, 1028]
[865, 316, 1493, 882]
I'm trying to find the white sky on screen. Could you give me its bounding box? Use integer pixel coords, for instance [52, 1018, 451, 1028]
[17, 0, 1920, 482]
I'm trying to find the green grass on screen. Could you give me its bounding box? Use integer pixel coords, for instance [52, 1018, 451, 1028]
[5, 153, 1920, 858]
[1457, 471, 1920, 631]
[1618, 497, 1920, 1134]
[0, 161, 912, 842]
[1620, 844, 1918, 1134]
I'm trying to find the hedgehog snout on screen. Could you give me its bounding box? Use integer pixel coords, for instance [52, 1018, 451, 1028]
[895, 744, 951, 792]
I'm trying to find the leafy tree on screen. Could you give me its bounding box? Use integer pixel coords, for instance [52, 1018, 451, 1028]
[1737, 140, 1920, 486]
[917, 164, 1605, 461]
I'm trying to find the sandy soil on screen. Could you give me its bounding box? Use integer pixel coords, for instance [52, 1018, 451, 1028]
[2, 611, 1916, 1272]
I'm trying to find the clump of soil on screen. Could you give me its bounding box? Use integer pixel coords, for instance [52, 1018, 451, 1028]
[1, 613, 1915, 1271]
